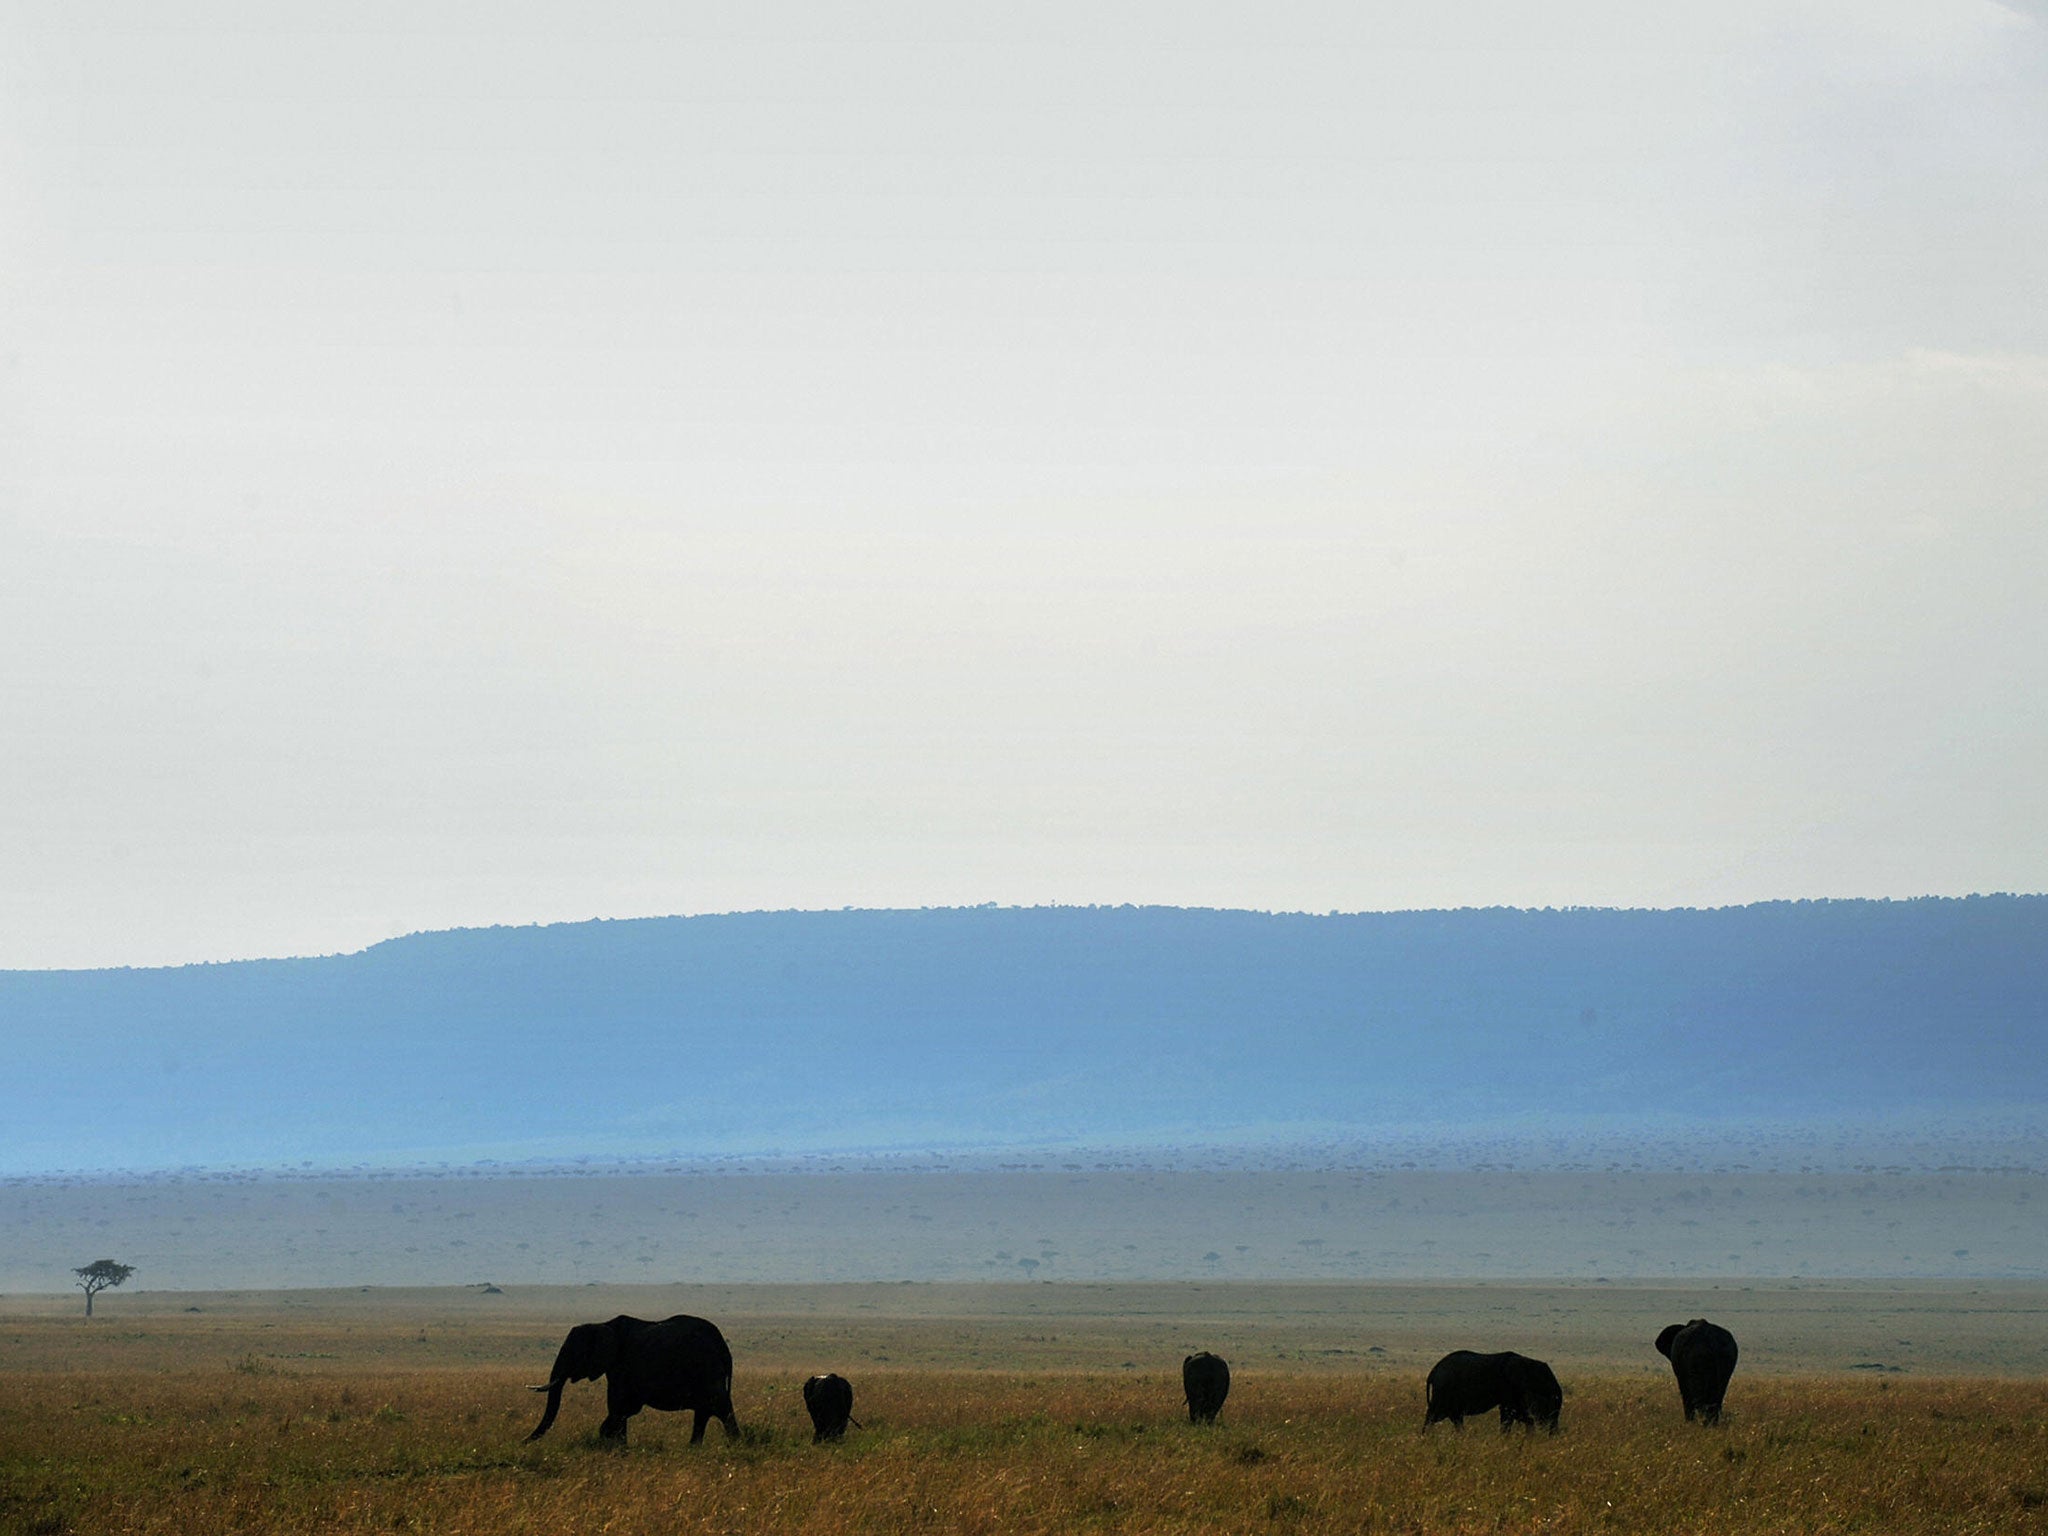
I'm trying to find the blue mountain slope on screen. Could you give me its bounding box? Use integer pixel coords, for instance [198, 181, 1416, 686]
[5, 898, 2043, 1173]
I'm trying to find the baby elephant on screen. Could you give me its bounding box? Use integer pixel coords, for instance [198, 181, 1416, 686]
[1656, 1319, 1739, 1425]
[802, 1372, 858, 1442]
[1424, 1349, 1563, 1433]
[1182, 1351, 1231, 1424]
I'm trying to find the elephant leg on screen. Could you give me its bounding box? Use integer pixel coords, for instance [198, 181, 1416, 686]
[690, 1409, 711, 1444]
[603, 1383, 638, 1442]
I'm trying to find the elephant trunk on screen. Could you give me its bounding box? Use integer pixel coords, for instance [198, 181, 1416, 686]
[526, 1379, 565, 1442]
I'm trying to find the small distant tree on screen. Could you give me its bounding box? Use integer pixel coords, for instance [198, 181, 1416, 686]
[74, 1259, 135, 1317]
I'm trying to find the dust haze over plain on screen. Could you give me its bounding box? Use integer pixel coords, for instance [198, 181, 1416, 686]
[5, 3, 2046, 972]
[6, 900, 2045, 1290]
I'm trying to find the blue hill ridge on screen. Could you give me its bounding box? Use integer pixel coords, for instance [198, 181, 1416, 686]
[5, 897, 2043, 1175]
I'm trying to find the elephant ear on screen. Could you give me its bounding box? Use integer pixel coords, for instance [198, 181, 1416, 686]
[567, 1322, 620, 1381]
[1654, 1324, 1682, 1359]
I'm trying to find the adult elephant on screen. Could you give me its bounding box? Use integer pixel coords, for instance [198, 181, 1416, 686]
[803, 1373, 857, 1442]
[1182, 1351, 1230, 1424]
[1423, 1350, 1562, 1433]
[526, 1314, 738, 1444]
[1655, 1319, 1739, 1425]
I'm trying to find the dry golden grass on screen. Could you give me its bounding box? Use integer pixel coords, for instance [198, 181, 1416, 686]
[5, 1350, 2047, 1534]
[7, 1285, 2048, 1534]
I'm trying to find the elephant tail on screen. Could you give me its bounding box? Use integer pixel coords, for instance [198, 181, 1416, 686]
[526, 1379, 565, 1442]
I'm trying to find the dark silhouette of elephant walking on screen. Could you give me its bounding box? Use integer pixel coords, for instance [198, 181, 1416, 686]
[1423, 1350, 1562, 1433]
[1656, 1319, 1738, 1425]
[1182, 1351, 1230, 1424]
[803, 1373, 858, 1441]
[526, 1314, 738, 1444]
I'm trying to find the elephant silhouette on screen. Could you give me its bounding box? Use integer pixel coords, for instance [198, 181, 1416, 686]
[526, 1314, 737, 1444]
[1423, 1349, 1562, 1433]
[1656, 1319, 1738, 1425]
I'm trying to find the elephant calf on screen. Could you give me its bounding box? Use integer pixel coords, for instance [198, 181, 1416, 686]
[527, 1314, 738, 1445]
[1656, 1318, 1739, 1425]
[1423, 1349, 1562, 1433]
[1182, 1351, 1230, 1424]
[803, 1372, 858, 1442]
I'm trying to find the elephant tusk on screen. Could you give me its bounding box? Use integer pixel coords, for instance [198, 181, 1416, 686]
[528, 1383, 557, 1392]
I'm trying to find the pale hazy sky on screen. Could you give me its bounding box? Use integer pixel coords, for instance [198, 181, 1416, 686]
[4, 2, 2045, 969]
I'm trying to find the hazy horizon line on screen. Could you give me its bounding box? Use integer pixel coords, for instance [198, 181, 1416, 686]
[15, 889, 2043, 976]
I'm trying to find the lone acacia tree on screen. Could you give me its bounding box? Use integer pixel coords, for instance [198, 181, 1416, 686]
[74, 1259, 135, 1317]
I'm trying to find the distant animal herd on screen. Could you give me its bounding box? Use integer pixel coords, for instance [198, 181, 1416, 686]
[522, 1312, 1740, 1445]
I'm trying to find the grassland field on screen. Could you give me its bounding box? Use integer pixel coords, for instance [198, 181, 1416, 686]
[4, 1281, 2046, 1534]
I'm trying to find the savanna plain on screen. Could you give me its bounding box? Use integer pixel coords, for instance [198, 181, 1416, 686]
[5, 1280, 2046, 1535]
